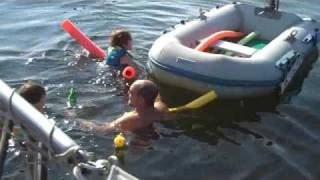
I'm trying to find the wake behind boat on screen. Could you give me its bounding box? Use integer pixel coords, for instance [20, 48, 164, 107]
[148, 1, 320, 99]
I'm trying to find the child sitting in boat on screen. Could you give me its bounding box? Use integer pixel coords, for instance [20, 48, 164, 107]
[104, 29, 136, 70]
[81, 80, 171, 133]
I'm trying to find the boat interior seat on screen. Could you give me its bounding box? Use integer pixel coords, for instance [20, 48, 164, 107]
[212, 40, 258, 56]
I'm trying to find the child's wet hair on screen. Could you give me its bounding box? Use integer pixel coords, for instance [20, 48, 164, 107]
[18, 81, 46, 105]
[109, 29, 132, 48]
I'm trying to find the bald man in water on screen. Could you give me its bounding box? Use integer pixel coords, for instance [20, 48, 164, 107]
[81, 80, 171, 133]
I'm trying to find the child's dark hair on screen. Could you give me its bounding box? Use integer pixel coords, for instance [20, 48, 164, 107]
[18, 81, 46, 105]
[109, 29, 132, 48]
[137, 81, 158, 107]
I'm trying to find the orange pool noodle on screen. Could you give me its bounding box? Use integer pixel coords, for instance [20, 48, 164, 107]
[122, 66, 136, 80]
[61, 19, 106, 59]
[195, 31, 245, 51]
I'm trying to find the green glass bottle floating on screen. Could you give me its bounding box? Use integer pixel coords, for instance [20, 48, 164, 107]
[67, 87, 77, 108]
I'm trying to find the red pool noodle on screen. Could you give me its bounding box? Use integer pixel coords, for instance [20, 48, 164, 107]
[61, 19, 106, 59]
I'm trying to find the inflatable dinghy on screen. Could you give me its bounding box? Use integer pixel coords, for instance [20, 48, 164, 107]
[148, 2, 320, 98]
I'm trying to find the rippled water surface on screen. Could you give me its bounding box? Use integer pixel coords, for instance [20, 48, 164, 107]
[1, 0, 320, 179]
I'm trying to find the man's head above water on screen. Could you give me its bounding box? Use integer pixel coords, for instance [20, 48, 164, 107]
[128, 80, 159, 108]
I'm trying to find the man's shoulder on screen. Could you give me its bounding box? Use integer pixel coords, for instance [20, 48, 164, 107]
[154, 101, 168, 113]
[117, 111, 139, 123]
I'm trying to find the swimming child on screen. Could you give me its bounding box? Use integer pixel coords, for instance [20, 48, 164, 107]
[17, 81, 48, 180]
[81, 80, 172, 133]
[18, 81, 47, 113]
[105, 29, 136, 69]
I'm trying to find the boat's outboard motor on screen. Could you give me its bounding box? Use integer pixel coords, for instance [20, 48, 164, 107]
[266, 0, 279, 11]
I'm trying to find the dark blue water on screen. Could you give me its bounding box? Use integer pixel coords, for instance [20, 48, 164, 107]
[1, 0, 320, 179]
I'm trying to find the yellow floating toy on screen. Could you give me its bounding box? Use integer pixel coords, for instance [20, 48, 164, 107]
[114, 133, 126, 148]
